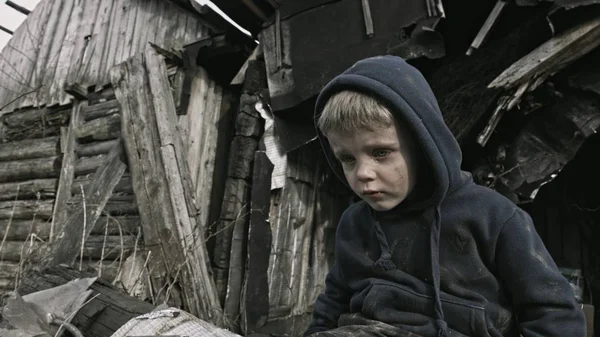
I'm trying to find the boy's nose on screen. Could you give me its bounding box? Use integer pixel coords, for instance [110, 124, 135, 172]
[356, 162, 376, 181]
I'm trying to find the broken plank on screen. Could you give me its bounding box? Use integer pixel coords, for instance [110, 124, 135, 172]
[0, 136, 60, 162]
[73, 174, 133, 194]
[51, 102, 81, 242]
[489, 16, 600, 89]
[49, 140, 127, 266]
[0, 178, 58, 201]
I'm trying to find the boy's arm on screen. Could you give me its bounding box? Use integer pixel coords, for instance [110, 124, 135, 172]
[303, 263, 352, 336]
[495, 208, 586, 336]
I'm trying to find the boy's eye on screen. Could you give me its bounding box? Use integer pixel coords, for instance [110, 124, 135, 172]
[373, 150, 390, 158]
[339, 155, 355, 163]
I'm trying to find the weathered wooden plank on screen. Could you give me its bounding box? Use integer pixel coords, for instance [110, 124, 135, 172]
[0, 136, 59, 162]
[0, 156, 61, 183]
[1, 235, 135, 263]
[490, 16, 600, 90]
[30, 0, 62, 91]
[145, 48, 225, 325]
[49, 0, 83, 103]
[75, 154, 106, 176]
[65, 0, 102, 88]
[267, 148, 320, 316]
[0, 216, 138, 242]
[42, 0, 76, 105]
[0, 178, 57, 201]
[0, 219, 51, 241]
[75, 113, 121, 142]
[51, 102, 81, 242]
[101, 0, 126, 86]
[69, 194, 138, 216]
[1, 107, 70, 142]
[76, 139, 119, 157]
[213, 177, 250, 303]
[81, 99, 120, 121]
[117, 0, 138, 65]
[228, 136, 259, 179]
[145, 49, 199, 222]
[136, 0, 160, 55]
[50, 140, 127, 266]
[73, 174, 132, 194]
[85, 0, 114, 86]
[238, 151, 273, 333]
[0, 199, 54, 220]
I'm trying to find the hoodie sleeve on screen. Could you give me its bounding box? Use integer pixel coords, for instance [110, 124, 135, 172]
[303, 263, 352, 336]
[495, 208, 586, 336]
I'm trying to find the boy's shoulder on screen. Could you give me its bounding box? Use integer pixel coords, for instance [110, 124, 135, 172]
[447, 182, 521, 226]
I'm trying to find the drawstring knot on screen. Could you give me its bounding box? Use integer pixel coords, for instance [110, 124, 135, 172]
[436, 319, 449, 337]
[372, 218, 396, 271]
[374, 255, 396, 271]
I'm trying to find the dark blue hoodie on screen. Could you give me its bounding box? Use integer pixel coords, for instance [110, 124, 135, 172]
[305, 55, 585, 337]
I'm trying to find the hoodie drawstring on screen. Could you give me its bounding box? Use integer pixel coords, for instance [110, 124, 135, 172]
[373, 219, 397, 271]
[429, 204, 449, 337]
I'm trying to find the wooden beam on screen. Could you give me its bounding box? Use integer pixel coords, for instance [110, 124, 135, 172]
[63, 83, 89, 101]
[0, 156, 62, 183]
[0, 178, 57, 201]
[51, 103, 81, 242]
[0, 199, 54, 219]
[0, 136, 60, 162]
[75, 113, 121, 142]
[0, 25, 13, 35]
[5, 1, 31, 15]
[49, 140, 127, 266]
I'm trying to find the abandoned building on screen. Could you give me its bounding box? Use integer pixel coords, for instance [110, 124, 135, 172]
[0, 0, 599, 336]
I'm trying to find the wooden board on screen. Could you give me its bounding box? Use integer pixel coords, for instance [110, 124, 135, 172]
[111, 50, 226, 327]
[240, 151, 273, 333]
[49, 140, 127, 266]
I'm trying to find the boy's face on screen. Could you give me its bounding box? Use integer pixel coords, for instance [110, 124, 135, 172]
[327, 123, 419, 211]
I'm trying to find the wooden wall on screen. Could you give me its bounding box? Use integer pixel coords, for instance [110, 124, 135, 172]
[0, 0, 209, 112]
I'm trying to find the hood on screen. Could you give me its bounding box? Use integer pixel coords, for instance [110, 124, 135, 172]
[314, 55, 467, 337]
[315, 55, 465, 210]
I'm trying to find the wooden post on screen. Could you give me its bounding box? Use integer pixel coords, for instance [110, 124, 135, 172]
[241, 151, 273, 334]
[49, 140, 127, 266]
[111, 49, 226, 327]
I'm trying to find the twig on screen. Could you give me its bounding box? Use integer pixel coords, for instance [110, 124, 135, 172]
[99, 217, 109, 278]
[0, 85, 43, 111]
[0, 185, 20, 263]
[79, 184, 87, 271]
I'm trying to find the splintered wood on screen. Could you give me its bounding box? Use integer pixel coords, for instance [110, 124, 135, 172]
[110, 48, 225, 327]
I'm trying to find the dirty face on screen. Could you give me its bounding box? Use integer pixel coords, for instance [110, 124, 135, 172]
[327, 124, 419, 211]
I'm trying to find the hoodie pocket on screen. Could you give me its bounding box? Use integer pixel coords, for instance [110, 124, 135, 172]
[358, 280, 503, 337]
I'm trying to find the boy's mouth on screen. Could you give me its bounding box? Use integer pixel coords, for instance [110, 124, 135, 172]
[363, 190, 383, 198]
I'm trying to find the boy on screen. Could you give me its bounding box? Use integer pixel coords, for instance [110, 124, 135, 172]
[304, 55, 585, 337]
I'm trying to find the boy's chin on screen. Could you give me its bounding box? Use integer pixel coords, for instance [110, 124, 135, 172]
[364, 198, 403, 212]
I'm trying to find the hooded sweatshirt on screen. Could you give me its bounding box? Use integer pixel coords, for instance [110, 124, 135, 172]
[305, 55, 585, 337]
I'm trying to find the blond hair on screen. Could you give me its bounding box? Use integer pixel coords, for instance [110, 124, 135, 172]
[317, 90, 394, 136]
